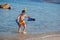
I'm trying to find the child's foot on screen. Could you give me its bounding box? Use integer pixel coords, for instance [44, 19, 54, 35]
[23, 31, 27, 34]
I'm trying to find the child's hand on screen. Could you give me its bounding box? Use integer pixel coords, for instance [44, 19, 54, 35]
[26, 16, 30, 18]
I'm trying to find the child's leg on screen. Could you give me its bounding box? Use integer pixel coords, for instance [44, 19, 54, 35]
[18, 25, 21, 32]
[23, 23, 26, 32]
[22, 24, 26, 34]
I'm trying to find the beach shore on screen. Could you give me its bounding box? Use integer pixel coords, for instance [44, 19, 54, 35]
[0, 32, 60, 40]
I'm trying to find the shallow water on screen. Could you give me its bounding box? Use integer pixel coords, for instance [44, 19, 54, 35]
[0, 0, 60, 34]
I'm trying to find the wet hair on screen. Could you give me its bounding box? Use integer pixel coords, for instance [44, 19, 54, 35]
[0, 5, 2, 8]
[22, 10, 26, 13]
[8, 7, 11, 9]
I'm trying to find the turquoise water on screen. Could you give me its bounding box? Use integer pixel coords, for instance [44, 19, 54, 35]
[0, 0, 60, 34]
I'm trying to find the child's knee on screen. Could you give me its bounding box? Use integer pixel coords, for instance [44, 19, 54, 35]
[23, 25, 26, 28]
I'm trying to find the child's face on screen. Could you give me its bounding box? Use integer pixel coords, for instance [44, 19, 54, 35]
[23, 13, 26, 16]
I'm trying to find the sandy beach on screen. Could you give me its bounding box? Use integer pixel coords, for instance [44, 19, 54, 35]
[0, 32, 60, 40]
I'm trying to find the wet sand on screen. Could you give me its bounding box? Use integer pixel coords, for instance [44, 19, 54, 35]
[0, 32, 60, 40]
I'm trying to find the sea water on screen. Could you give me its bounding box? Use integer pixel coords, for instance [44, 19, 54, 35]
[0, 0, 60, 34]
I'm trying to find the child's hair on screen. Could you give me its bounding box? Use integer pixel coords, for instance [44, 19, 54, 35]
[22, 10, 26, 13]
[21, 8, 26, 15]
[21, 10, 26, 15]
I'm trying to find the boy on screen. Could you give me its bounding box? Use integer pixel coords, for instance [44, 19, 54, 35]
[0, 4, 11, 9]
[17, 8, 29, 34]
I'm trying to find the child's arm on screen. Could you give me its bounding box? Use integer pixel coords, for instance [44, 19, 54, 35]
[26, 16, 30, 18]
[16, 15, 20, 22]
[24, 14, 30, 18]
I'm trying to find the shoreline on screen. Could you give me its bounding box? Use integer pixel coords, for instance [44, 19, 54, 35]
[0, 32, 60, 40]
